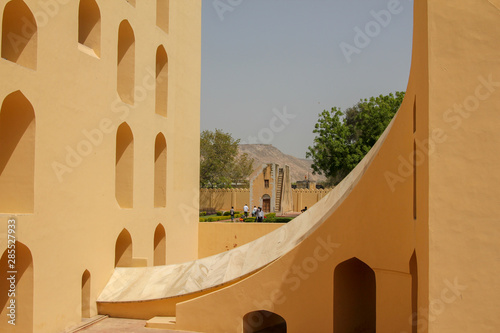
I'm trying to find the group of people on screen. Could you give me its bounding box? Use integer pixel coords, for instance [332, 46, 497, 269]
[239, 204, 265, 222]
[230, 203, 308, 222]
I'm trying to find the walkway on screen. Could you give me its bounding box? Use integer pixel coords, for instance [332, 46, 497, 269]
[77, 318, 200, 333]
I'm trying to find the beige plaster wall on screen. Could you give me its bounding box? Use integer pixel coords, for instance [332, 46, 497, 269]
[175, 1, 500, 332]
[198, 222, 286, 259]
[0, 1, 201, 332]
[176, 84, 418, 331]
[292, 189, 331, 212]
[427, 1, 500, 332]
[199, 189, 250, 212]
[173, 1, 427, 331]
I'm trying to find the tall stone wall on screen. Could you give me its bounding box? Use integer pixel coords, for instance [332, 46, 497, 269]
[200, 188, 331, 213]
[292, 189, 331, 212]
[200, 189, 250, 212]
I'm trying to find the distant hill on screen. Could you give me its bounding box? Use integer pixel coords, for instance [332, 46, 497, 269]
[239, 144, 326, 183]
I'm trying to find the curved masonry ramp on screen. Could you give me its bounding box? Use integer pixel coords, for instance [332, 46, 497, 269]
[97, 116, 394, 305]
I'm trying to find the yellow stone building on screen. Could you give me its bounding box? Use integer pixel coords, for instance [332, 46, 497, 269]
[0, 1, 200, 332]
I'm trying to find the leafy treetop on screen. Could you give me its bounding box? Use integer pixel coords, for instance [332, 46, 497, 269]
[306, 92, 405, 185]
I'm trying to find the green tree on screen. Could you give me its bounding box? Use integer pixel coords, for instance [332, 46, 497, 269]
[200, 129, 254, 188]
[230, 153, 254, 186]
[307, 92, 404, 184]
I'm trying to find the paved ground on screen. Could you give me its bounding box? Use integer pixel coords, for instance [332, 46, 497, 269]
[77, 318, 200, 333]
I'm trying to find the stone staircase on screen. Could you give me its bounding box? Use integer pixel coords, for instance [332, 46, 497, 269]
[275, 168, 284, 213]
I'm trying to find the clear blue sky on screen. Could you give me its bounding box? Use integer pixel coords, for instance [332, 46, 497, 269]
[201, 0, 414, 158]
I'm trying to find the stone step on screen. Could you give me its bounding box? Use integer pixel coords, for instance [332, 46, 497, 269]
[145, 316, 177, 330]
[63, 315, 108, 332]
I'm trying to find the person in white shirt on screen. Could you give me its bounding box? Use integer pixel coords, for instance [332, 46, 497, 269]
[257, 207, 264, 222]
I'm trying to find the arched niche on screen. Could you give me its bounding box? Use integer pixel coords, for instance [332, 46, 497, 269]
[78, 0, 101, 57]
[115, 229, 133, 267]
[0, 242, 33, 333]
[115, 122, 134, 208]
[0, 91, 35, 213]
[334, 257, 376, 333]
[243, 310, 287, 333]
[153, 223, 166, 266]
[1, 0, 37, 69]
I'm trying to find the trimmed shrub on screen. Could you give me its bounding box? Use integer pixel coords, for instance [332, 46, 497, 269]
[200, 211, 207, 216]
[274, 217, 293, 223]
[216, 211, 223, 216]
[223, 211, 231, 216]
[199, 214, 242, 222]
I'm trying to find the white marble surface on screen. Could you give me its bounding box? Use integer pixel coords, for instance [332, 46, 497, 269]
[97, 119, 394, 303]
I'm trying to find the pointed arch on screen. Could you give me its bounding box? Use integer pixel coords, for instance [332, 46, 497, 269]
[0, 91, 35, 213]
[154, 133, 167, 207]
[1, 0, 37, 69]
[115, 229, 133, 267]
[153, 223, 166, 266]
[117, 20, 135, 105]
[243, 310, 286, 333]
[0, 242, 33, 333]
[78, 0, 101, 57]
[115, 123, 134, 208]
[81, 270, 91, 318]
[156, 0, 169, 33]
[155, 45, 168, 117]
[334, 257, 376, 333]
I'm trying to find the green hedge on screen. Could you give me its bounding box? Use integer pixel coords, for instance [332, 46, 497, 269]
[242, 216, 293, 223]
[273, 217, 293, 223]
[199, 214, 242, 222]
[199, 215, 293, 223]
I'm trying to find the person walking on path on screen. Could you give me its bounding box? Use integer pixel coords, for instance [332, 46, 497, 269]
[257, 207, 264, 222]
[230, 207, 235, 222]
[243, 204, 249, 218]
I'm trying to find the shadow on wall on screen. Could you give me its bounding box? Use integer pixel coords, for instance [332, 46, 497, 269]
[334, 257, 376, 333]
[0, 242, 33, 333]
[243, 310, 287, 333]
